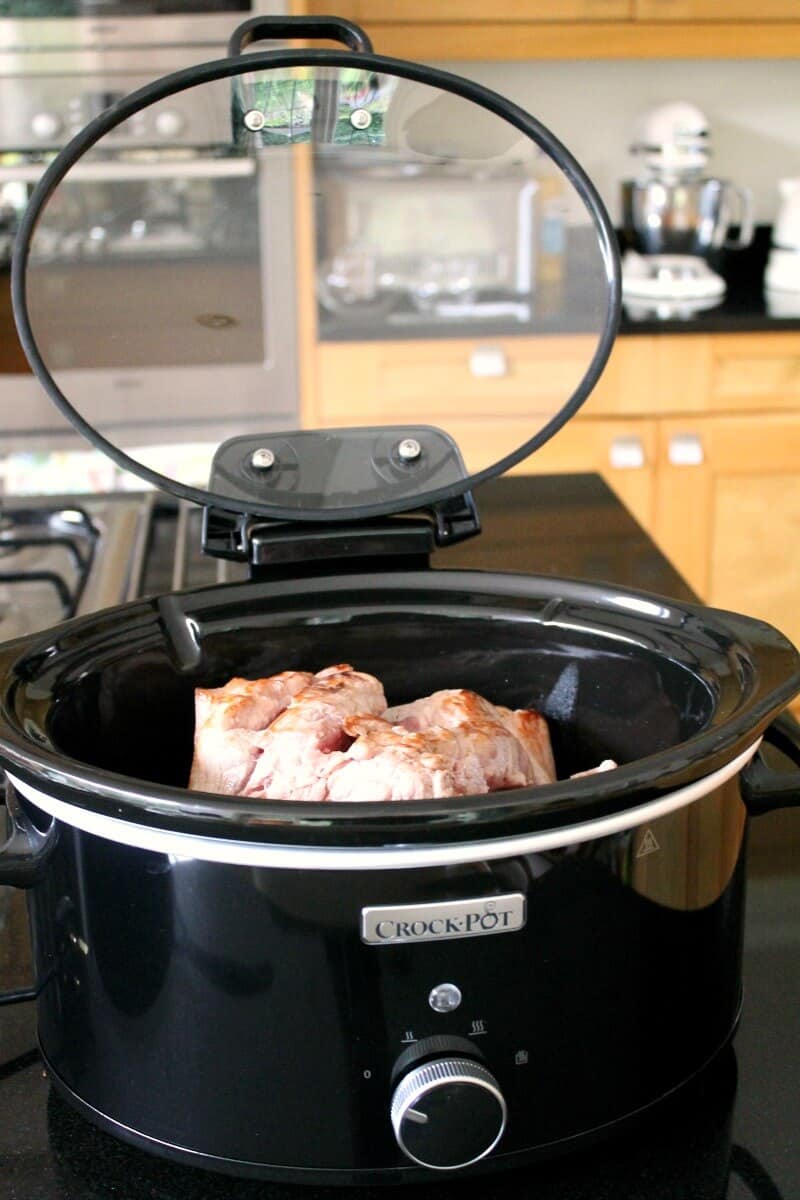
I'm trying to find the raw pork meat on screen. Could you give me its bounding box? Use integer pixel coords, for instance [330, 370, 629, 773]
[384, 689, 556, 789]
[189, 667, 569, 802]
[189, 671, 313, 795]
[324, 715, 487, 802]
[244, 665, 387, 801]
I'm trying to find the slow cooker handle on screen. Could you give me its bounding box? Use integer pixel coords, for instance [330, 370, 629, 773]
[730, 1144, 786, 1199]
[0, 780, 57, 888]
[742, 713, 800, 816]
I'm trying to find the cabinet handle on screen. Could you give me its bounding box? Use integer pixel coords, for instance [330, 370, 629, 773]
[609, 436, 646, 469]
[469, 346, 508, 379]
[668, 433, 704, 467]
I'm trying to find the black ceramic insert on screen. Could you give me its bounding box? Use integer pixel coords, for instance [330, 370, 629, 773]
[0, 569, 796, 847]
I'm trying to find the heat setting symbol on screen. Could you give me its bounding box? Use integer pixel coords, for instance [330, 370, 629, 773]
[636, 828, 661, 859]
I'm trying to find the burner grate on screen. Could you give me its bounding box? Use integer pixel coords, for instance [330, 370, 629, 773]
[0, 505, 98, 627]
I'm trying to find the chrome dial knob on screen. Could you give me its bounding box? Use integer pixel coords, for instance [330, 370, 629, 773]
[154, 109, 185, 138]
[390, 1057, 506, 1170]
[31, 112, 62, 141]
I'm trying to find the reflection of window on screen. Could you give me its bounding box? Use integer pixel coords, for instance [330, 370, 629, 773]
[238, 69, 396, 147]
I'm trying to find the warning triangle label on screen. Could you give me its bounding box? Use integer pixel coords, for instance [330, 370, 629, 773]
[636, 829, 661, 859]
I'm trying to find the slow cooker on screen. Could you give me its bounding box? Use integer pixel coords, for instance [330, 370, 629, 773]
[1, 14, 799, 1185]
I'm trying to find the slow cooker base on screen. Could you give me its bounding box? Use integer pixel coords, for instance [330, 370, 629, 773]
[40, 1009, 742, 1187]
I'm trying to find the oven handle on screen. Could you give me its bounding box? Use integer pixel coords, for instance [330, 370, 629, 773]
[0, 158, 255, 186]
[741, 713, 800, 816]
[0, 779, 57, 888]
[228, 14, 373, 57]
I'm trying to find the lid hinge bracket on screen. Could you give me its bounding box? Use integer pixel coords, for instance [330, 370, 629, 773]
[201, 491, 480, 575]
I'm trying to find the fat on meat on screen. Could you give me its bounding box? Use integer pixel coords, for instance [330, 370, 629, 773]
[189, 671, 313, 795]
[570, 759, 618, 778]
[244, 665, 387, 801]
[323, 715, 488, 802]
[384, 689, 557, 789]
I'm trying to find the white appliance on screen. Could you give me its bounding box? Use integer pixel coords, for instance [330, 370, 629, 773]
[621, 250, 726, 315]
[765, 178, 800, 296]
[621, 102, 752, 311]
[629, 100, 710, 181]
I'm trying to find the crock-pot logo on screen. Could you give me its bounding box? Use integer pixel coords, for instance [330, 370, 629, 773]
[361, 894, 526, 945]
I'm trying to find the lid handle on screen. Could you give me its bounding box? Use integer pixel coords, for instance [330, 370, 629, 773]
[228, 15, 374, 58]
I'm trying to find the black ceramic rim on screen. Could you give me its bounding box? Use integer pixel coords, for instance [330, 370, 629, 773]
[0, 570, 797, 849]
[11, 47, 622, 524]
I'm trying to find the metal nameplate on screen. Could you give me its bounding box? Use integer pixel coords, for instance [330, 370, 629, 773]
[361, 894, 526, 946]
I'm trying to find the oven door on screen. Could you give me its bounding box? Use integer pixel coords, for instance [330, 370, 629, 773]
[0, 145, 298, 470]
[0, 0, 286, 54]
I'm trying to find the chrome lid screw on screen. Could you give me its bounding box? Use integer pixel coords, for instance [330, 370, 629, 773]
[250, 447, 276, 470]
[350, 108, 372, 130]
[243, 109, 266, 132]
[397, 438, 422, 463]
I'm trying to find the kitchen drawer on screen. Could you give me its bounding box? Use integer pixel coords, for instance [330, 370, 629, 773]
[307, 1, 633, 22]
[316, 337, 654, 426]
[635, 0, 799, 17]
[707, 332, 800, 412]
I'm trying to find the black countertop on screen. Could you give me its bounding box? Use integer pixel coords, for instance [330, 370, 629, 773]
[318, 227, 800, 342]
[1, 474, 799, 1200]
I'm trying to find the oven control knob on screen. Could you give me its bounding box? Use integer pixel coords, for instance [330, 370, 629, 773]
[390, 1057, 506, 1170]
[154, 110, 185, 138]
[31, 112, 62, 141]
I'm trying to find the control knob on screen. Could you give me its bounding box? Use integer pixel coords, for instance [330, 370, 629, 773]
[390, 1057, 506, 1170]
[154, 110, 185, 139]
[31, 112, 62, 142]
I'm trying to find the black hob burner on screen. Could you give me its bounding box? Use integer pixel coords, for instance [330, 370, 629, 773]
[0, 505, 98, 635]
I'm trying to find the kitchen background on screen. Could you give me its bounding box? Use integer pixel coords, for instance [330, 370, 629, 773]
[443, 58, 800, 226]
[0, 1, 799, 716]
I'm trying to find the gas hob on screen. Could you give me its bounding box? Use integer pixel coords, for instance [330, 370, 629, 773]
[1, 476, 798, 1200]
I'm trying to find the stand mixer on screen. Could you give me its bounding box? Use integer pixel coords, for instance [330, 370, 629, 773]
[621, 102, 754, 316]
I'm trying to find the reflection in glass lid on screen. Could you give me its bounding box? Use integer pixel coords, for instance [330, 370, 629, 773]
[14, 56, 619, 520]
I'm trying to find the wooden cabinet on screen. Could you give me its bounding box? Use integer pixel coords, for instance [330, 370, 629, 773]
[314, 338, 657, 530]
[314, 336, 646, 425]
[301, 0, 800, 58]
[316, 1, 633, 21]
[654, 413, 800, 653]
[634, 0, 799, 18]
[314, 331, 800, 698]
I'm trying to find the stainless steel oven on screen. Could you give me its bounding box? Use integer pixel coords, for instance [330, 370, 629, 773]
[0, 0, 283, 54]
[0, 5, 297, 478]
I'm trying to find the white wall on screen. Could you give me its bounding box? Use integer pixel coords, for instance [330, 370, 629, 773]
[435, 58, 800, 226]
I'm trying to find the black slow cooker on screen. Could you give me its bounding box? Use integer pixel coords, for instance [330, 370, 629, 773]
[1, 15, 799, 1185]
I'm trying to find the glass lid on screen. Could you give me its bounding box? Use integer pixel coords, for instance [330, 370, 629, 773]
[13, 48, 620, 522]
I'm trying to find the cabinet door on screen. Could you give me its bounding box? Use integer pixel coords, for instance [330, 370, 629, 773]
[315, 341, 655, 528]
[634, 0, 799, 17]
[654, 415, 800, 659]
[431, 417, 657, 533]
[308, 1, 632, 21]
